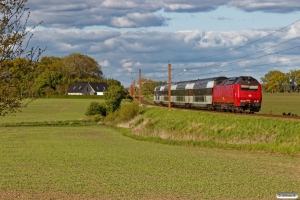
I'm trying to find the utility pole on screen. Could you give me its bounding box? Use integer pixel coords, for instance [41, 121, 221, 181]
[133, 80, 136, 99]
[168, 63, 171, 110]
[139, 69, 142, 105]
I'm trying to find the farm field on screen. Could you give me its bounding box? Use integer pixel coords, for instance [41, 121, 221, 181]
[0, 99, 100, 123]
[0, 97, 299, 199]
[0, 125, 299, 199]
[259, 92, 300, 115]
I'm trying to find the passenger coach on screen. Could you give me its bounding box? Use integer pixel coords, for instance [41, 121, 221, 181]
[154, 76, 227, 109]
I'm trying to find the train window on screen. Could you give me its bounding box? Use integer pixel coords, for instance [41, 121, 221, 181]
[241, 85, 258, 90]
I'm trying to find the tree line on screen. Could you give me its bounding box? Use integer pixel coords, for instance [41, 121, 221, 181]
[260, 69, 300, 93]
[4, 54, 122, 97]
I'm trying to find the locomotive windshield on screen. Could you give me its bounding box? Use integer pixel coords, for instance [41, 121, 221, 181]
[241, 85, 258, 90]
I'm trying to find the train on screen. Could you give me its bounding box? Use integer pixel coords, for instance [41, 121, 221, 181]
[154, 76, 262, 113]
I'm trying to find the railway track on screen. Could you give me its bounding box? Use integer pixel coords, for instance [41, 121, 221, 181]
[134, 97, 300, 120]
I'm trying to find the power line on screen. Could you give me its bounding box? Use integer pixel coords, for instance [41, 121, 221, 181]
[171, 19, 300, 63]
[128, 19, 300, 83]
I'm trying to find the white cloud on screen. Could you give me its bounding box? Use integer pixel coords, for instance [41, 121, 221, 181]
[100, 60, 110, 67]
[23, 0, 300, 87]
[27, 0, 300, 28]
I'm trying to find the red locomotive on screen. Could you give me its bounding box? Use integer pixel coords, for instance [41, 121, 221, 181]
[212, 76, 262, 113]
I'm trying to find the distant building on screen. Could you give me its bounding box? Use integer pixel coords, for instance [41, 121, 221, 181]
[67, 82, 108, 95]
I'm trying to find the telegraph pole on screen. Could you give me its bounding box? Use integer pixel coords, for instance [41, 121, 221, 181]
[133, 80, 136, 98]
[139, 69, 142, 104]
[168, 63, 171, 110]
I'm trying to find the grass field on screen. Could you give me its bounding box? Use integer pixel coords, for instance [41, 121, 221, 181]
[0, 97, 299, 199]
[0, 99, 102, 123]
[0, 125, 299, 199]
[259, 93, 300, 115]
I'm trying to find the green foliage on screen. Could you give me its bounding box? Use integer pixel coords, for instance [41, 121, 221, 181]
[118, 101, 140, 122]
[104, 85, 124, 113]
[92, 114, 104, 122]
[260, 69, 300, 92]
[85, 101, 107, 116]
[105, 101, 140, 124]
[34, 70, 63, 95]
[63, 53, 103, 79]
[0, 0, 43, 116]
[139, 78, 166, 95]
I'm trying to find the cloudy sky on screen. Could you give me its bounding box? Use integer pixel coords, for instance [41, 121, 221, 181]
[26, 0, 300, 87]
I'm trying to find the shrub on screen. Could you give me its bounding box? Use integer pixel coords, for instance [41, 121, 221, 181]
[105, 101, 140, 124]
[118, 101, 140, 122]
[92, 114, 104, 122]
[85, 102, 107, 116]
[104, 85, 124, 113]
[105, 110, 119, 124]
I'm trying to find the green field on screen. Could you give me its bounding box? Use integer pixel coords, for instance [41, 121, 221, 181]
[0, 99, 101, 123]
[0, 97, 299, 199]
[260, 93, 300, 115]
[1, 126, 299, 199]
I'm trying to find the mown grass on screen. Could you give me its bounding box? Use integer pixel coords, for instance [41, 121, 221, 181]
[128, 107, 300, 155]
[0, 99, 102, 123]
[0, 126, 299, 199]
[259, 92, 300, 115]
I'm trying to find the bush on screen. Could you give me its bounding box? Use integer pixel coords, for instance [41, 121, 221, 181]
[85, 102, 107, 116]
[105, 110, 119, 124]
[105, 101, 140, 124]
[92, 114, 104, 122]
[118, 101, 140, 122]
[104, 85, 124, 113]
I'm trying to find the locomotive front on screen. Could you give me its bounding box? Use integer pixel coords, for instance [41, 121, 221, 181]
[212, 76, 262, 113]
[235, 76, 262, 112]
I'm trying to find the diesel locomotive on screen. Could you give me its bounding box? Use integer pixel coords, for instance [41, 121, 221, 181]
[154, 76, 262, 113]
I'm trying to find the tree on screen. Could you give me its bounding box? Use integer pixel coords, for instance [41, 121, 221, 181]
[0, 0, 43, 116]
[34, 70, 63, 96]
[85, 102, 107, 116]
[63, 53, 102, 79]
[35, 56, 63, 74]
[140, 78, 166, 95]
[104, 85, 124, 113]
[286, 70, 300, 92]
[260, 70, 286, 92]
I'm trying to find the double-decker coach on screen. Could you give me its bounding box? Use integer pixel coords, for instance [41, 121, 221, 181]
[154, 77, 227, 109]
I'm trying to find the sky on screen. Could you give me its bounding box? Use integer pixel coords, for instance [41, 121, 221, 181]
[25, 0, 300, 87]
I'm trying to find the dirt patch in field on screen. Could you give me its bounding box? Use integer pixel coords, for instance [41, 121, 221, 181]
[0, 190, 91, 200]
[84, 131, 106, 139]
[59, 103, 71, 112]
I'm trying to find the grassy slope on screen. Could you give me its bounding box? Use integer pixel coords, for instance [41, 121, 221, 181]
[130, 106, 300, 155]
[0, 126, 299, 199]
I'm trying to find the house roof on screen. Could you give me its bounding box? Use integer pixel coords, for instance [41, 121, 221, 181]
[89, 83, 108, 92]
[67, 82, 88, 93]
[67, 82, 109, 93]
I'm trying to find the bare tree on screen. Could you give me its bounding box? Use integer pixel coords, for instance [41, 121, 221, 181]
[0, 0, 44, 116]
